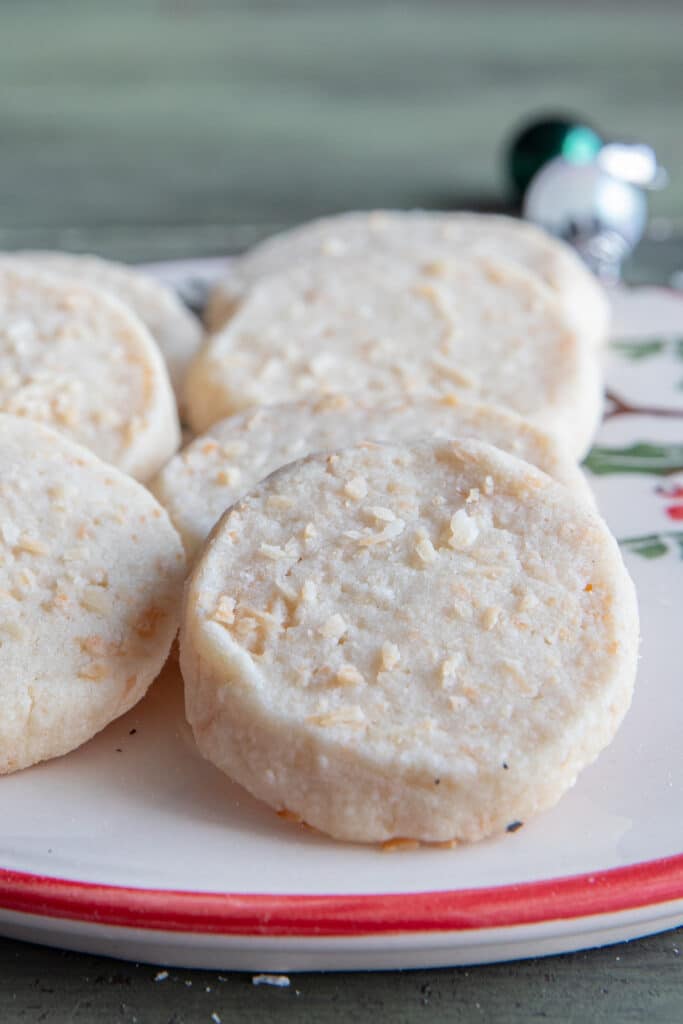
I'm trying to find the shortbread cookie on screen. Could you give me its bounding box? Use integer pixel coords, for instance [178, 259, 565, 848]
[152, 394, 593, 561]
[186, 253, 601, 458]
[205, 210, 609, 346]
[0, 262, 181, 480]
[0, 415, 185, 773]
[5, 251, 202, 400]
[181, 439, 638, 844]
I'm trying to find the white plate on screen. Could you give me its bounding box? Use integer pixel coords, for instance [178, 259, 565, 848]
[1, 264, 682, 972]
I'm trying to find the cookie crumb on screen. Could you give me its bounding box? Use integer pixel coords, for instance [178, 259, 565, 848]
[414, 530, 437, 564]
[344, 476, 367, 500]
[212, 595, 236, 625]
[319, 613, 347, 640]
[380, 641, 400, 671]
[306, 706, 365, 728]
[259, 543, 287, 560]
[448, 508, 479, 549]
[336, 664, 364, 686]
[366, 506, 395, 522]
[440, 654, 462, 685]
[80, 587, 109, 614]
[252, 974, 291, 988]
[481, 606, 500, 631]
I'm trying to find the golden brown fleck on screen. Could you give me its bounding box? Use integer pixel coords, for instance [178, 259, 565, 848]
[380, 838, 420, 853]
[277, 808, 302, 823]
[134, 605, 166, 638]
[15, 535, 47, 556]
[78, 662, 108, 682]
[212, 595, 236, 625]
[336, 664, 364, 687]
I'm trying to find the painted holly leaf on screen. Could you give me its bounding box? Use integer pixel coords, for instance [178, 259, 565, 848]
[676, 338, 683, 388]
[610, 337, 683, 363]
[584, 443, 683, 476]
[620, 535, 668, 558]
[611, 339, 667, 360]
[619, 531, 683, 560]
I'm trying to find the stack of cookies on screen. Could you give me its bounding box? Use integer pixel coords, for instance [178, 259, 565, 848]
[0, 212, 639, 847]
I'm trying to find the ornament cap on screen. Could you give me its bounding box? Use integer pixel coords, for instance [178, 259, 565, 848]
[506, 115, 603, 201]
[507, 111, 667, 281]
[598, 143, 668, 190]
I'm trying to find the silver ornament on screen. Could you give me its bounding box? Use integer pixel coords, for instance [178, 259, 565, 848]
[523, 156, 648, 281]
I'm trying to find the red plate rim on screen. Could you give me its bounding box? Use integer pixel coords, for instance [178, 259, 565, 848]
[0, 853, 682, 937]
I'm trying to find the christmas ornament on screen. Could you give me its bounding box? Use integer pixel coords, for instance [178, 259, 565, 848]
[523, 158, 647, 279]
[507, 115, 603, 201]
[508, 111, 668, 280]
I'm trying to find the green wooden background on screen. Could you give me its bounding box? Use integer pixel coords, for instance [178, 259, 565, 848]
[1, 0, 682, 261]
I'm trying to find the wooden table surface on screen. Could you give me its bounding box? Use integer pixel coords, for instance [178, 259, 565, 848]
[1, 2, 682, 1019]
[2, 0, 683, 262]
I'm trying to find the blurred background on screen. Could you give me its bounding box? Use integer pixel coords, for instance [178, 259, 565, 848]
[1, 0, 681, 278]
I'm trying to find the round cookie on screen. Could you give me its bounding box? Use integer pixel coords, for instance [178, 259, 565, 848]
[205, 210, 609, 346]
[186, 252, 602, 458]
[151, 394, 594, 561]
[0, 262, 181, 481]
[0, 415, 185, 773]
[180, 438, 638, 844]
[6, 251, 203, 400]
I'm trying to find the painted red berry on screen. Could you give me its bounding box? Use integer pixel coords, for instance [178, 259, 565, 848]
[665, 504, 683, 521]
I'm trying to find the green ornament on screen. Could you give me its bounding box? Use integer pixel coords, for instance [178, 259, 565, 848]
[507, 115, 603, 200]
